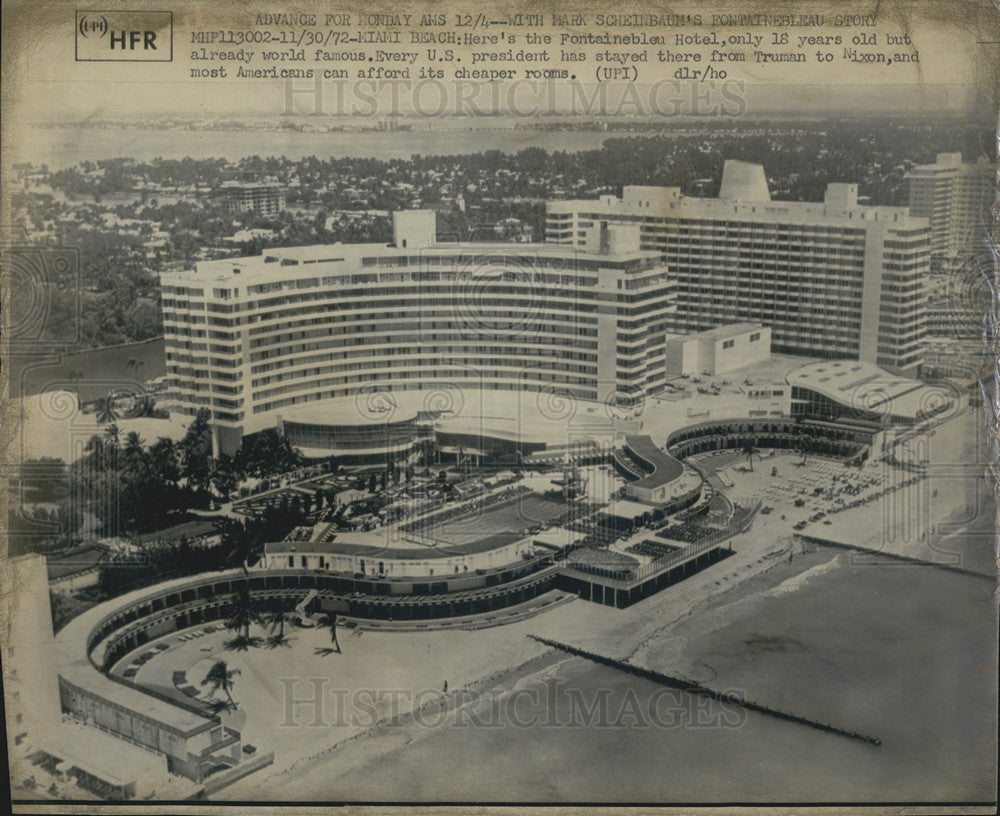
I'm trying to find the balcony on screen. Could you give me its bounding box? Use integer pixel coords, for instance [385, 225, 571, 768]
[195, 726, 241, 759]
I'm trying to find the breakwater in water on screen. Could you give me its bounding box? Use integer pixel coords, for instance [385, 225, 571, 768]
[528, 634, 883, 747]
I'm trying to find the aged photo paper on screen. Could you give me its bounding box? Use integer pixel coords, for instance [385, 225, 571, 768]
[2, 0, 998, 813]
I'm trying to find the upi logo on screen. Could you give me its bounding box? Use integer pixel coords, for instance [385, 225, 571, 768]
[76, 10, 173, 62]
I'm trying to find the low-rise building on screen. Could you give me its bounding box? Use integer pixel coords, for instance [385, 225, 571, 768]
[665, 323, 771, 376]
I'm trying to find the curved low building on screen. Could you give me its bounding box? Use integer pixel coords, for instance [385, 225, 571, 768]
[53, 554, 570, 782]
[665, 417, 876, 462]
[275, 395, 434, 463]
[787, 360, 955, 426]
[616, 434, 704, 507]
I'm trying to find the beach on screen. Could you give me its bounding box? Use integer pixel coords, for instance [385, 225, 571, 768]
[203, 494, 996, 803]
[214, 540, 995, 803]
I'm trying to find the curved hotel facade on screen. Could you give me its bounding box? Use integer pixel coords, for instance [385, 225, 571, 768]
[161, 212, 675, 456]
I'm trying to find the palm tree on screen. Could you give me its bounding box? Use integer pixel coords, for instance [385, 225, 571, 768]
[315, 612, 341, 654]
[85, 434, 105, 457]
[124, 430, 145, 456]
[102, 424, 121, 472]
[798, 436, 812, 467]
[264, 603, 294, 647]
[104, 423, 122, 449]
[94, 395, 116, 425]
[741, 440, 760, 472]
[225, 584, 261, 648]
[201, 659, 240, 708]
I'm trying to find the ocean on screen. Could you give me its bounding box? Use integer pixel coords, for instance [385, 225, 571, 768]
[17, 123, 619, 169]
[251, 543, 997, 803]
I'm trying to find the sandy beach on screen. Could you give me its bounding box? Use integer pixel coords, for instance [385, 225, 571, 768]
[212, 537, 995, 803]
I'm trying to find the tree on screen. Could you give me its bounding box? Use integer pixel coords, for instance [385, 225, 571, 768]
[263, 603, 294, 647]
[201, 659, 240, 708]
[94, 395, 116, 425]
[798, 436, 813, 466]
[179, 408, 214, 494]
[127, 357, 145, 379]
[225, 584, 260, 646]
[232, 428, 302, 478]
[741, 440, 761, 472]
[50, 592, 71, 633]
[102, 425, 121, 476]
[123, 430, 144, 455]
[211, 453, 239, 501]
[316, 612, 341, 654]
[149, 436, 180, 483]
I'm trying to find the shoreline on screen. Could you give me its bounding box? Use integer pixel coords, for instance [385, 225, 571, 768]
[219, 534, 819, 799]
[226, 535, 994, 802]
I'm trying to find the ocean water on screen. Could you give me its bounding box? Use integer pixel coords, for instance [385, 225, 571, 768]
[18, 124, 616, 169]
[274, 546, 997, 803]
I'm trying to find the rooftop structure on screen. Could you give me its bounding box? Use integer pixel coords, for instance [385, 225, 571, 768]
[546, 160, 930, 374]
[665, 323, 771, 376]
[787, 360, 955, 425]
[618, 434, 703, 505]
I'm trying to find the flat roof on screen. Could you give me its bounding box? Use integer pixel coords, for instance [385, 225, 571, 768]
[267, 529, 528, 559]
[625, 435, 685, 489]
[532, 527, 586, 549]
[686, 322, 766, 342]
[166, 239, 664, 288]
[219, 182, 283, 190]
[603, 499, 656, 520]
[249, 389, 618, 446]
[42, 724, 163, 785]
[277, 390, 426, 427]
[786, 361, 954, 419]
[548, 187, 924, 228]
[55, 570, 253, 737]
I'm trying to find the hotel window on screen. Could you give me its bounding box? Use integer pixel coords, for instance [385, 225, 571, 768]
[750, 332, 761, 342]
[722, 339, 735, 349]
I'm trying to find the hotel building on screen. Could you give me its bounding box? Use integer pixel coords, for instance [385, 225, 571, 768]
[160, 212, 676, 456]
[546, 160, 930, 374]
[906, 153, 994, 257]
[218, 182, 286, 217]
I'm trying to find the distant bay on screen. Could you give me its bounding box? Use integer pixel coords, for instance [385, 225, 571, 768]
[18, 122, 624, 169]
